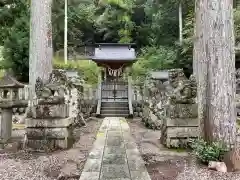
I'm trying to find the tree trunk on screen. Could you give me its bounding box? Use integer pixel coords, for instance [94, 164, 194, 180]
[195, 0, 237, 148]
[29, 0, 53, 100]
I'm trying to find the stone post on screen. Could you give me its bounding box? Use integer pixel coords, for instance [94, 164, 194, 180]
[0, 108, 12, 148]
[0, 75, 26, 148]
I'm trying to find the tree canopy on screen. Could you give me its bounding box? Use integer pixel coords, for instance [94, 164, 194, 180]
[0, 0, 239, 82]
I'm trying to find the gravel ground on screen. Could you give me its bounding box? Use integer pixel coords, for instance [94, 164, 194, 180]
[128, 118, 240, 180]
[0, 118, 103, 180]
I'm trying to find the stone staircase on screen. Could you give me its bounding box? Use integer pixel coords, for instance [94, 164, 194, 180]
[100, 102, 129, 117]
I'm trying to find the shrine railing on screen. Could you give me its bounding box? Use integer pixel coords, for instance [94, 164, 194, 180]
[96, 74, 102, 116]
[128, 76, 133, 116]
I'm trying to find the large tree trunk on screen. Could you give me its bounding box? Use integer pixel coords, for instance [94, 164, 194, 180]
[29, 0, 53, 100]
[195, 0, 237, 148]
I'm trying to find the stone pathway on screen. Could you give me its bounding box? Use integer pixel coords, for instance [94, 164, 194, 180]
[79, 117, 151, 180]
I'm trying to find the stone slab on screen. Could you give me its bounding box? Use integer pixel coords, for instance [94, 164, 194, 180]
[102, 153, 127, 165]
[89, 148, 104, 159]
[124, 141, 138, 149]
[106, 137, 124, 146]
[166, 127, 199, 138]
[26, 127, 71, 139]
[166, 104, 198, 118]
[79, 117, 151, 180]
[108, 131, 122, 137]
[25, 117, 74, 128]
[130, 171, 151, 180]
[83, 159, 101, 172]
[126, 148, 140, 157]
[100, 164, 130, 179]
[108, 126, 122, 131]
[79, 172, 100, 180]
[166, 118, 199, 127]
[127, 157, 146, 171]
[27, 138, 74, 149]
[104, 147, 126, 155]
[31, 104, 69, 118]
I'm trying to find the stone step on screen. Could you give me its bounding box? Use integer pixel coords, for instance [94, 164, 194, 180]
[101, 109, 129, 115]
[100, 114, 129, 117]
[101, 106, 129, 110]
[101, 102, 129, 108]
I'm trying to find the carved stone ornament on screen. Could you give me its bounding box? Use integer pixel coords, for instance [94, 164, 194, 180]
[167, 69, 197, 104]
[35, 70, 69, 99]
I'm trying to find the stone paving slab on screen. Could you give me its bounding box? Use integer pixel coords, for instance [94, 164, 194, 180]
[79, 117, 151, 180]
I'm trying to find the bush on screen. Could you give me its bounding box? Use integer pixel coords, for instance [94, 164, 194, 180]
[128, 46, 177, 83]
[53, 59, 99, 85]
[190, 138, 228, 164]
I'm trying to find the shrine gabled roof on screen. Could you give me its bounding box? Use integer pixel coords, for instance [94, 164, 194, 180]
[92, 43, 136, 61]
[0, 75, 25, 88]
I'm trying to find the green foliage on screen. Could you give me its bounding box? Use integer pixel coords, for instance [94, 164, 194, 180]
[1, 0, 240, 82]
[130, 46, 177, 83]
[234, 8, 240, 45]
[53, 59, 100, 85]
[96, 0, 135, 43]
[0, 1, 29, 82]
[190, 139, 228, 164]
[52, 0, 96, 51]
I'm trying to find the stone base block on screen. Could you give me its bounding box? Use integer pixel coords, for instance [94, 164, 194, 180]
[161, 126, 199, 148]
[26, 117, 74, 150]
[27, 138, 74, 150]
[166, 118, 198, 127]
[164, 137, 198, 148]
[0, 109, 12, 144]
[165, 104, 198, 118]
[32, 104, 69, 118]
[25, 117, 74, 128]
[166, 126, 199, 138]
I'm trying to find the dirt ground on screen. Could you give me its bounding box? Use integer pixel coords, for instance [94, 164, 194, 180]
[1, 117, 240, 180]
[128, 118, 240, 180]
[0, 117, 102, 180]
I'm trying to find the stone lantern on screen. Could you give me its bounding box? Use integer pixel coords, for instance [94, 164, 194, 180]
[0, 75, 27, 148]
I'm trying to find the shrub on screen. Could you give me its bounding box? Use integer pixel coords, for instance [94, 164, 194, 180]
[190, 138, 228, 164]
[53, 59, 99, 85]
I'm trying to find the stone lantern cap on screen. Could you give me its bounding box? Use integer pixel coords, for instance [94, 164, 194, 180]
[0, 75, 27, 108]
[0, 75, 25, 89]
[150, 71, 169, 80]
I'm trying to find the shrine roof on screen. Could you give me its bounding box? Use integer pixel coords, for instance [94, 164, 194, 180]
[0, 75, 25, 88]
[150, 71, 169, 80]
[92, 43, 136, 61]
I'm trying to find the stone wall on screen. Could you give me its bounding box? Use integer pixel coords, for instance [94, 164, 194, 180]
[142, 69, 199, 148]
[132, 100, 144, 118]
[141, 73, 166, 129]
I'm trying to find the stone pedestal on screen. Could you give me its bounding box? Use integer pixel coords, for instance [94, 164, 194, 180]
[25, 69, 76, 151]
[159, 69, 199, 148]
[26, 117, 74, 150]
[0, 108, 12, 148]
[161, 104, 199, 148]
